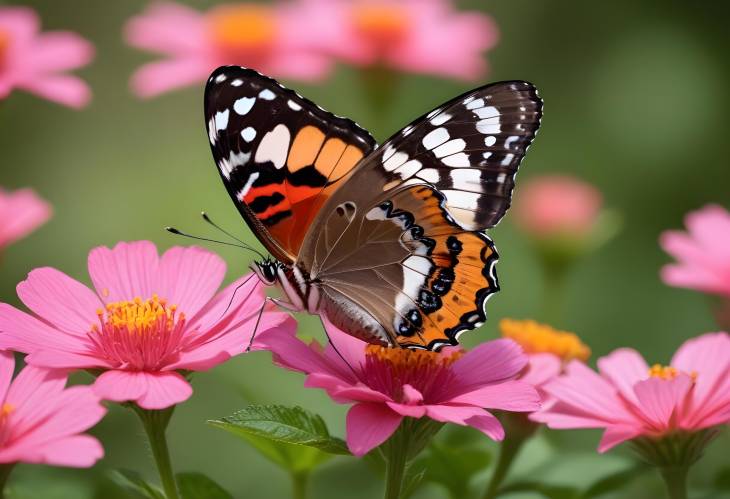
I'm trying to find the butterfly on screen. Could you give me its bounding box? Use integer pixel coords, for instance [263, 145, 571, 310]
[204, 66, 542, 350]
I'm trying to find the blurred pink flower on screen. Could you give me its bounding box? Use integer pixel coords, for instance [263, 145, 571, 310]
[0, 351, 106, 467]
[660, 204, 730, 297]
[532, 332, 730, 452]
[124, 2, 335, 98]
[0, 6, 93, 108]
[0, 241, 293, 410]
[299, 0, 498, 80]
[262, 321, 539, 456]
[513, 175, 603, 238]
[0, 187, 51, 251]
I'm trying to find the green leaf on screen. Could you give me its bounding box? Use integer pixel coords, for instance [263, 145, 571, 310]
[209, 405, 349, 473]
[580, 464, 649, 498]
[109, 470, 165, 499]
[176, 472, 233, 499]
[500, 481, 580, 499]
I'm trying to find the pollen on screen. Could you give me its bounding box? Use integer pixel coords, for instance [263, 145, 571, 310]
[500, 319, 591, 363]
[648, 364, 697, 382]
[0, 403, 13, 416]
[0, 29, 10, 69]
[89, 295, 186, 370]
[352, 4, 411, 46]
[208, 5, 277, 55]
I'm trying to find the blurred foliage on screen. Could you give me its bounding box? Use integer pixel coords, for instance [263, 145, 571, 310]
[1, 0, 729, 498]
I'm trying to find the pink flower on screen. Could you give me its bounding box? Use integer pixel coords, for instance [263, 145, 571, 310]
[124, 1, 334, 98]
[0, 187, 51, 251]
[0, 6, 93, 108]
[532, 332, 730, 452]
[0, 241, 293, 410]
[0, 351, 106, 467]
[513, 175, 603, 238]
[660, 204, 730, 297]
[299, 0, 498, 80]
[261, 321, 540, 456]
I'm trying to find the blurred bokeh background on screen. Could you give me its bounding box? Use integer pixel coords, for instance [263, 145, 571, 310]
[1, 1, 728, 498]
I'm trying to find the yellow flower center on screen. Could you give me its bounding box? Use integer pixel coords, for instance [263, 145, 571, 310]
[500, 319, 591, 363]
[0, 29, 10, 70]
[366, 345, 461, 372]
[648, 364, 697, 382]
[94, 295, 181, 336]
[352, 4, 411, 46]
[0, 403, 13, 417]
[207, 5, 277, 58]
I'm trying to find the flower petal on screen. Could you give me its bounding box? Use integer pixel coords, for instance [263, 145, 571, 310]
[17, 75, 91, 109]
[158, 246, 226, 318]
[519, 353, 562, 388]
[597, 348, 649, 406]
[0, 304, 94, 355]
[16, 267, 102, 335]
[18, 434, 104, 467]
[597, 425, 642, 453]
[632, 375, 692, 430]
[0, 351, 14, 401]
[450, 338, 527, 393]
[136, 371, 193, 410]
[26, 349, 113, 370]
[346, 403, 402, 456]
[26, 32, 94, 72]
[449, 380, 540, 412]
[465, 411, 504, 441]
[87, 241, 160, 304]
[129, 58, 210, 98]
[92, 370, 148, 403]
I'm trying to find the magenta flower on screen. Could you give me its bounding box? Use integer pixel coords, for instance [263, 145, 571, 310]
[0, 6, 93, 108]
[124, 1, 334, 98]
[532, 332, 730, 452]
[513, 175, 603, 239]
[261, 321, 540, 456]
[660, 204, 730, 297]
[299, 0, 498, 80]
[0, 351, 105, 467]
[0, 241, 293, 410]
[0, 187, 51, 251]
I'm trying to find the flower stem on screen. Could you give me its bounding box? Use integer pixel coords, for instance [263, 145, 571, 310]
[384, 432, 409, 499]
[0, 463, 16, 498]
[134, 406, 179, 499]
[659, 466, 688, 499]
[291, 472, 309, 499]
[482, 430, 527, 499]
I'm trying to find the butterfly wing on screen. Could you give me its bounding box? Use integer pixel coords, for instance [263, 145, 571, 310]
[204, 66, 377, 263]
[300, 81, 542, 349]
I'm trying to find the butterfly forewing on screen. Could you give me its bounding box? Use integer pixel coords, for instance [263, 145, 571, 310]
[204, 66, 377, 263]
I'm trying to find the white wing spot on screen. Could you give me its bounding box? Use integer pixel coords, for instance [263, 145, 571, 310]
[231, 79, 243, 87]
[258, 89, 276, 100]
[466, 98, 484, 110]
[214, 110, 230, 133]
[433, 138, 466, 158]
[474, 106, 499, 119]
[288, 100, 302, 111]
[501, 153, 515, 166]
[255, 124, 290, 169]
[418, 168, 440, 183]
[233, 97, 255, 116]
[237, 171, 260, 198]
[441, 152, 470, 167]
[477, 120, 501, 135]
[394, 159, 422, 179]
[430, 113, 452, 126]
[383, 151, 409, 172]
[218, 151, 250, 180]
[215, 74, 227, 83]
[422, 127, 449, 150]
[241, 127, 256, 142]
[450, 169, 482, 189]
[485, 135, 497, 147]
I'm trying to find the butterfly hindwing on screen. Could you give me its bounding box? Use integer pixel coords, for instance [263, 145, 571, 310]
[204, 66, 377, 263]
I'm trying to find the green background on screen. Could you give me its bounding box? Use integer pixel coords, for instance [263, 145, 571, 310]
[0, 1, 728, 498]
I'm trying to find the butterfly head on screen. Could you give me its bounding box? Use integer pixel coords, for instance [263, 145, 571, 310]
[251, 258, 281, 285]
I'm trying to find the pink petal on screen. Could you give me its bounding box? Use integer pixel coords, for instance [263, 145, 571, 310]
[346, 403, 402, 456]
[130, 58, 211, 98]
[402, 384, 423, 405]
[0, 303, 94, 354]
[519, 353, 562, 388]
[321, 317, 368, 370]
[136, 371, 193, 410]
[17, 75, 91, 109]
[597, 425, 643, 453]
[0, 351, 14, 401]
[386, 401, 427, 418]
[632, 375, 693, 429]
[17, 267, 102, 335]
[425, 404, 484, 425]
[310, 376, 390, 404]
[87, 241, 160, 304]
[93, 370, 148, 403]
[597, 348, 649, 406]
[26, 32, 94, 72]
[0, 7, 40, 45]
[124, 1, 207, 56]
[0, 188, 51, 247]
[26, 350, 113, 370]
[187, 273, 261, 331]
[263, 52, 332, 81]
[448, 380, 540, 412]
[158, 246, 226, 318]
[465, 411, 504, 441]
[685, 205, 730, 259]
[450, 338, 527, 393]
[531, 400, 615, 429]
[24, 434, 103, 467]
[671, 332, 730, 416]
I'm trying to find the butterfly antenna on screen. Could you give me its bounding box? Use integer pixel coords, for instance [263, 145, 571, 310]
[216, 272, 258, 324]
[165, 227, 249, 250]
[319, 317, 358, 377]
[246, 296, 269, 352]
[201, 211, 266, 260]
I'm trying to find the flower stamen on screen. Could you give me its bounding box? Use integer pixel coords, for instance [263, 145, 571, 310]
[207, 5, 277, 58]
[352, 4, 410, 48]
[0, 29, 11, 70]
[500, 319, 591, 362]
[648, 364, 697, 382]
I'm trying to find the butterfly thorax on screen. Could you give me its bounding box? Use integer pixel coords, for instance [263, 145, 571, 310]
[251, 259, 321, 314]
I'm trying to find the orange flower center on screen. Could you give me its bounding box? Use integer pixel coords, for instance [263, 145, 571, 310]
[352, 4, 411, 47]
[366, 345, 461, 372]
[207, 5, 277, 59]
[500, 319, 591, 363]
[89, 295, 186, 370]
[0, 29, 11, 70]
[0, 403, 14, 445]
[648, 364, 697, 382]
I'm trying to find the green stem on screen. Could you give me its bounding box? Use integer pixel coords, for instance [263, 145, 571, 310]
[291, 472, 309, 499]
[134, 406, 180, 499]
[384, 437, 408, 499]
[0, 463, 16, 498]
[659, 466, 688, 499]
[539, 259, 569, 325]
[482, 432, 527, 499]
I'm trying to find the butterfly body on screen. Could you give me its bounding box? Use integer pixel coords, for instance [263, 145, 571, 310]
[205, 66, 542, 350]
